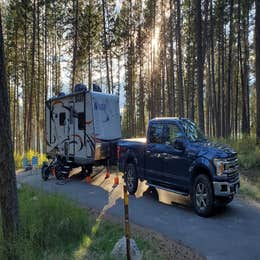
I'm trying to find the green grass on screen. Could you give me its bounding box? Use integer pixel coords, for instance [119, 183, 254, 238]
[0, 187, 193, 260]
[239, 175, 260, 203]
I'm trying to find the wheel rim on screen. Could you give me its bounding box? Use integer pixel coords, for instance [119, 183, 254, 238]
[126, 166, 135, 190]
[195, 182, 208, 210]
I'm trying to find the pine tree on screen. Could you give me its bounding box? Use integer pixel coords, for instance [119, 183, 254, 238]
[0, 7, 19, 250]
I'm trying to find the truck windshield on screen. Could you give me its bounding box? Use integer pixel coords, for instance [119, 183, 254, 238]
[180, 120, 206, 142]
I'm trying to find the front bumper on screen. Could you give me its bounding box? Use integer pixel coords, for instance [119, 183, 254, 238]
[213, 179, 240, 196]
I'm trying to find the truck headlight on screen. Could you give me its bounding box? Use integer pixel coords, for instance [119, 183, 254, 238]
[213, 159, 224, 176]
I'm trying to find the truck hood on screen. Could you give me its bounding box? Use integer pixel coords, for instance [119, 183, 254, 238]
[190, 140, 237, 159]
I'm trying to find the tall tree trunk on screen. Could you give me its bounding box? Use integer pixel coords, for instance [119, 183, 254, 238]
[23, 11, 28, 152]
[243, 7, 250, 135]
[43, 1, 48, 153]
[221, 25, 225, 137]
[226, 0, 234, 137]
[109, 49, 114, 93]
[36, 0, 40, 152]
[195, 0, 205, 131]
[189, 53, 196, 121]
[239, 9, 247, 136]
[0, 9, 19, 250]
[217, 34, 221, 137]
[169, 0, 175, 116]
[117, 55, 120, 96]
[101, 0, 110, 93]
[176, 0, 184, 117]
[13, 25, 18, 152]
[27, 0, 36, 150]
[71, 0, 79, 90]
[256, 0, 260, 143]
[210, 0, 217, 136]
[88, 0, 92, 90]
[161, 0, 166, 116]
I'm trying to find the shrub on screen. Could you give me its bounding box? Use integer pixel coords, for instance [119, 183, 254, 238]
[213, 137, 260, 169]
[14, 153, 23, 169]
[14, 150, 47, 169]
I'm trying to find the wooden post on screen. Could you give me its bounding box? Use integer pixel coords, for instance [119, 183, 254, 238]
[123, 185, 131, 260]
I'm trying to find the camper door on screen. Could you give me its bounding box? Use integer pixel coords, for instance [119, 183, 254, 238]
[73, 93, 94, 160]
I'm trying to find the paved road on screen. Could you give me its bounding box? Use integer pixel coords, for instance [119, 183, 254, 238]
[17, 169, 260, 260]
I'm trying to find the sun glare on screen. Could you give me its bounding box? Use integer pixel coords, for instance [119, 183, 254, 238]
[152, 26, 160, 54]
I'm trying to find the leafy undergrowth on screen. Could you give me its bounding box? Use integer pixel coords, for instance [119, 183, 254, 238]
[213, 137, 260, 202]
[215, 137, 260, 169]
[239, 174, 260, 203]
[14, 150, 47, 170]
[0, 187, 201, 260]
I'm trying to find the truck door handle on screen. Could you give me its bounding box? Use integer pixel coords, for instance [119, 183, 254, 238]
[146, 150, 151, 155]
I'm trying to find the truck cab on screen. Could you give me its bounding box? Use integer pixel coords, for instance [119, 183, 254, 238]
[118, 117, 240, 217]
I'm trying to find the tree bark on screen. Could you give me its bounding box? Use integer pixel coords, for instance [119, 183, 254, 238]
[226, 0, 234, 137]
[195, 0, 205, 131]
[210, 0, 217, 136]
[0, 8, 19, 249]
[36, 0, 40, 152]
[176, 0, 184, 117]
[27, 0, 36, 150]
[71, 0, 79, 90]
[101, 0, 110, 93]
[256, 0, 260, 142]
[169, 0, 175, 116]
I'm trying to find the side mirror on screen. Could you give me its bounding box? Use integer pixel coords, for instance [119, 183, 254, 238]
[174, 139, 185, 150]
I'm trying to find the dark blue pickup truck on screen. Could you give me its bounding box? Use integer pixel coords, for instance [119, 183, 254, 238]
[118, 118, 240, 217]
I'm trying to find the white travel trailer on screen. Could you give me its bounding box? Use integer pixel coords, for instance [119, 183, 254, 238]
[45, 87, 121, 170]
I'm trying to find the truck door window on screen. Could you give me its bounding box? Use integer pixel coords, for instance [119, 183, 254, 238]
[149, 124, 164, 144]
[164, 124, 183, 145]
[78, 112, 85, 130]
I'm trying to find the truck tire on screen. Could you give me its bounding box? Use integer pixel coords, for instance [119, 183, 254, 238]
[192, 174, 214, 217]
[125, 163, 138, 195]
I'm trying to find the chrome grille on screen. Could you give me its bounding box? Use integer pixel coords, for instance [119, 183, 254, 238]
[224, 156, 239, 180]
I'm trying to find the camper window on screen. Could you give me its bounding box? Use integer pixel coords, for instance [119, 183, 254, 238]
[78, 112, 85, 130]
[59, 112, 66, 126]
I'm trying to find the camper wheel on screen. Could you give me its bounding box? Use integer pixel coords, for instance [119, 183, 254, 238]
[41, 163, 50, 181]
[86, 165, 93, 175]
[54, 157, 64, 180]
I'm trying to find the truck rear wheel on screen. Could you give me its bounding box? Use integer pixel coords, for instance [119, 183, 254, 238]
[125, 163, 138, 195]
[192, 174, 214, 217]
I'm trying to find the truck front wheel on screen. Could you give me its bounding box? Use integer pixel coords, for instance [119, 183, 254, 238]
[125, 163, 138, 195]
[192, 174, 214, 217]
